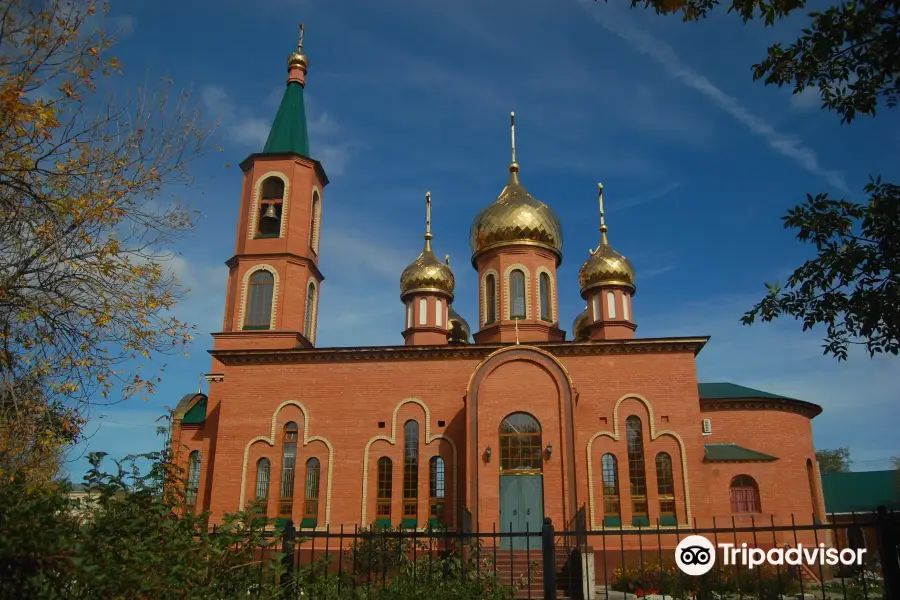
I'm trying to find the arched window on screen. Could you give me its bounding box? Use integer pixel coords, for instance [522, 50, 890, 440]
[485, 274, 497, 323]
[258, 177, 284, 237]
[429, 456, 445, 524]
[730, 475, 761, 513]
[601, 453, 620, 525]
[376, 457, 392, 526]
[279, 422, 299, 518]
[626, 416, 648, 523]
[418, 297, 427, 326]
[656, 452, 676, 523]
[304, 282, 316, 339]
[406, 302, 413, 329]
[245, 270, 274, 330]
[310, 190, 321, 252]
[607, 291, 617, 319]
[403, 421, 419, 526]
[539, 272, 551, 321]
[510, 269, 526, 318]
[186, 450, 201, 510]
[499, 412, 542, 472]
[303, 457, 321, 527]
[254, 457, 271, 515]
[435, 299, 443, 328]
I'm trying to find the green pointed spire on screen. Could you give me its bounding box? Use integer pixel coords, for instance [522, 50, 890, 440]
[263, 81, 310, 156]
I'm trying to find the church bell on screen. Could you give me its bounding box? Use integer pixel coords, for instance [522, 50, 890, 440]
[261, 203, 279, 223]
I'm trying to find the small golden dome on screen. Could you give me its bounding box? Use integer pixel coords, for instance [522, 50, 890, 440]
[579, 183, 636, 298]
[447, 305, 471, 345]
[469, 165, 563, 265]
[572, 306, 590, 341]
[400, 243, 455, 300]
[400, 192, 455, 301]
[288, 51, 308, 72]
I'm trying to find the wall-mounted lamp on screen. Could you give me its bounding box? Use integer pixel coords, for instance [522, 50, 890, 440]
[484, 446, 492, 462]
[545, 445, 553, 460]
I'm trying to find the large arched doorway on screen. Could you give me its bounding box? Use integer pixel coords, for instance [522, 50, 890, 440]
[499, 412, 545, 549]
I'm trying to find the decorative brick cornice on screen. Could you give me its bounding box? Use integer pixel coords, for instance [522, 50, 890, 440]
[700, 398, 822, 419]
[239, 152, 329, 186]
[225, 253, 325, 283]
[208, 336, 709, 364]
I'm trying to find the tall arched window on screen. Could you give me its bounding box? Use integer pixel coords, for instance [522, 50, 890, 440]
[254, 457, 271, 515]
[499, 412, 542, 472]
[186, 450, 201, 510]
[418, 297, 427, 326]
[806, 459, 820, 521]
[310, 190, 321, 252]
[539, 272, 551, 321]
[730, 475, 761, 513]
[376, 457, 392, 526]
[279, 422, 299, 518]
[601, 453, 620, 525]
[403, 420, 419, 526]
[304, 282, 316, 339]
[626, 416, 648, 524]
[258, 177, 284, 237]
[245, 270, 274, 330]
[510, 269, 526, 318]
[429, 456, 445, 525]
[485, 274, 497, 323]
[655, 452, 676, 523]
[406, 302, 413, 329]
[303, 457, 321, 527]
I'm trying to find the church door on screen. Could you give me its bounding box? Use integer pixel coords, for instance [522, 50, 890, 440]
[500, 474, 544, 549]
[498, 412, 545, 550]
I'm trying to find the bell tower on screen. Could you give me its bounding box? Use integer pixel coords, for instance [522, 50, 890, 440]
[215, 24, 328, 351]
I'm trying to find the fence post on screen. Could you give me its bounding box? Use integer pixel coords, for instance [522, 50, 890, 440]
[542, 517, 557, 600]
[876, 507, 900, 600]
[280, 519, 296, 598]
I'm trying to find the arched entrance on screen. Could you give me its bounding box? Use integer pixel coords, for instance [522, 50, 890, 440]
[499, 412, 545, 549]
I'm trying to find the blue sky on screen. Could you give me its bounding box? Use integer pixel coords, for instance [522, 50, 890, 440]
[67, 0, 900, 479]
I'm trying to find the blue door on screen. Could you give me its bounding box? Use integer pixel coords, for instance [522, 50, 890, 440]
[499, 474, 544, 549]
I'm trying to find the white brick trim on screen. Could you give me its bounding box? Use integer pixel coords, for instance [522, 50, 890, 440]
[480, 269, 500, 326]
[586, 393, 692, 529]
[535, 266, 557, 323]
[503, 264, 531, 320]
[248, 171, 291, 239]
[239, 400, 335, 530]
[310, 187, 322, 254]
[304, 277, 319, 345]
[238, 264, 280, 330]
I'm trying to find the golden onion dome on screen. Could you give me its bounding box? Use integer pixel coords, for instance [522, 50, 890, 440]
[572, 306, 590, 342]
[447, 305, 471, 345]
[469, 163, 563, 266]
[400, 192, 455, 301]
[288, 24, 309, 72]
[579, 183, 636, 298]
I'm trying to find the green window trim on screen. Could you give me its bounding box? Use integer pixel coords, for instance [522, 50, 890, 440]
[242, 325, 270, 331]
[300, 517, 317, 529]
[659, 515, 678, 526]
[603, 516, 622, 528]
[400, 518, 417, 530]
[374, 518, 392, 529]
[427, 517, 445, 529]
[632, 516, 651, 527]
[254, 233, 280, 239]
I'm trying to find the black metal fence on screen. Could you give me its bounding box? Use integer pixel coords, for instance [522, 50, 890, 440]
[225, 507, 900, 600]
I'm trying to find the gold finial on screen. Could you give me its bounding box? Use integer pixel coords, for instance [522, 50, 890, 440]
[424, 191, 433, 251]
[598, 182, 609, 246]
[508, 111, 520, 181]
[288, 22, 309, 78]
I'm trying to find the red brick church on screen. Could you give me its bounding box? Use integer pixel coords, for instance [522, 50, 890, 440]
[171, 31, 828, 539]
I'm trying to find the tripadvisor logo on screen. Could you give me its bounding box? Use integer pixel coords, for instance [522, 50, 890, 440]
[675, 536, 866, 576]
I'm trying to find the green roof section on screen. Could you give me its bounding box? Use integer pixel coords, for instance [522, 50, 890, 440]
[704, 443, 778, 462]
[821, 470, 900, 513]
[698, 382, 795, 400]
[181, 396, 207, 425]
[263, 82, 310, 156]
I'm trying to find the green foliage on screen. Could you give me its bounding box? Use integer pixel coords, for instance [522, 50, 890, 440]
[611, 559, 801, 600]
[815, 446, 853, 473]
[615, 0, 900, 361]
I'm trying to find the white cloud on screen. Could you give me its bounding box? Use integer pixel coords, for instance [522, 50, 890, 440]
[201, 85, 271, 148]
[612, 181, 683, 212]
[580, 1, 850, 194]
[791, 87, 823, 111]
